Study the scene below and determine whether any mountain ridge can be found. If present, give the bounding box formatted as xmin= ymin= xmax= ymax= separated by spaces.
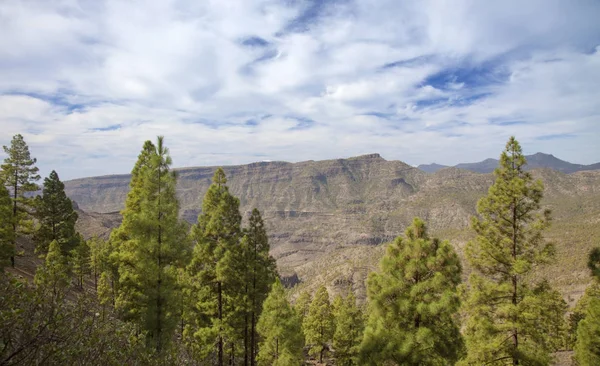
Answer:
xmin=65 ymin=153 xmax=600 ymax=305
xmin=418 ymin=152 xmax=600 ymax=174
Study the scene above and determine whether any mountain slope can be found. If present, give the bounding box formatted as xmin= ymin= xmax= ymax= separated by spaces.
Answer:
xmin=416 ymin=163 xmax=449 ymax=173
xmin=64 ymin=154 xmax=600 ymax=305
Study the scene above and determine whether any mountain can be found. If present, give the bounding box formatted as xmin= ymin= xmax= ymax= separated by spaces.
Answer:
xmin=64 ymin=154 xmax=600 ymax=305
xmin=419 ymin=153 xmax=600 ymax=174
xmin=416 ymin=163 xmax=448 ymax=173
xmin=454 ymin=158 xmax=501 ymax=173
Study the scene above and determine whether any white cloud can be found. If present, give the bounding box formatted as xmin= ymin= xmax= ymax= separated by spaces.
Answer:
xmin=0 ymin=0 xmax=599 ymax=180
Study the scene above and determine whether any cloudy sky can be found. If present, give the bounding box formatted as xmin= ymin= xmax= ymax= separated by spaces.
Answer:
xmin=1 ymin=0 xmax=599 ymax=180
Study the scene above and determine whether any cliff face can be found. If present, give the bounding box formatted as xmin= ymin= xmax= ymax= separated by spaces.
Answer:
xmin=66 ymin=154 xmax=600 ymax=303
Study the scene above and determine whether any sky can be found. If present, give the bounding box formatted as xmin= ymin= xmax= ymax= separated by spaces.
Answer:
xmin=1 ymin=0 xmax=599 ymax=180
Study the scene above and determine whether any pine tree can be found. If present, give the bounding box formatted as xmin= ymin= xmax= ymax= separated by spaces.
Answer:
xmin=34 ymin=240 xmax=70 ymax=302
xmin=574 ymin=247 xmax=600 ymax=365
xmin=1 ymin=134 xmax=40 ymax=267
xmin=246 ymin=208 xmax=277 ymax=366
xmin=256 ymin=279 xmax=304 ymax=366
xmin=88 ymin=235 xmax=106 ymax=290
xmin=569 ymin=282 xmax=600 ymax=347
xmin=184 ymin=167 xmax=242 ymax=365
xmin=104 ymin=140 xmax=157 ymax=302
xmin=460 ymin=137 xmax=558 ymax=365
xmin=333 ymin=291 xmax=363 ymax=366
xmin=0 ymin=183 xmax=15 ymax=271
xmin=304 ymin=285 xmax=334 ymax=363
xmin=34 ymin=170 xmax=79 ymax=255
xmin=116 ymin=136 xmax=191 ymax=353
xmin=575 ymin=297 xmax=600 ymax=366
xmin=295 ymin=290 xmax=312 ymax=324
xmin=359 ymin=217 xmax=463 ymax=365
xmin=71 ymin=234 xmax=90 ymax=288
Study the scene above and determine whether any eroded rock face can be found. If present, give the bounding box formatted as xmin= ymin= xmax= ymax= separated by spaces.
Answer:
xmin=280 ymin=273 xmax=301 ymax=288
xmin=67 ymin=154 xmax=600 ymax=303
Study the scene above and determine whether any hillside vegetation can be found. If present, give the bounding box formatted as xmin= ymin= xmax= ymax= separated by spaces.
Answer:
xmin=2 ymin=133 xmax=600 ymax=365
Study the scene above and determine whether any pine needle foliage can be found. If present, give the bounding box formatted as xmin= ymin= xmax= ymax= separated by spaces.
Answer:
xmin=360 ymin=217 xmax=463 ymax=365
xmin=304 ymin=285 xmax=334 ymax=363
xmin=0 ymin=183 xmax=15 ymax=271
xmin=1 ymin=134 xmax=40 ymax=267
xmin=115 ymin=136 xmax=191 ymax=353
xmin=256 ymin=279 xmax=304 ymax=366
xmin=574 ymin=247 xmax=600 ymax=365
xmin=333 ymin=291 xmax=363 ymax=366
xmin=245 ymin=208 xmax=277 ymax=366
xmin=184 ymin=167 xmax=243 ymax=365
xmin=34 ymin=170 xmax=79 ymax=255
xmin=460 ymin=137 xmax=560 ymax=366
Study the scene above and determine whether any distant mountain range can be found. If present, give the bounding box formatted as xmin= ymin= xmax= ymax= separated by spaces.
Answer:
xmin=417 ymin=153 xmax=600 ymax=174
xmin=65 ymin=153 xmax=600 ymax=304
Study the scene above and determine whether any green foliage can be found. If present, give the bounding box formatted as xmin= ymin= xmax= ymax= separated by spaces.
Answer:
xmin=530 ymin=280 xmax=569 ymax=351
xmin=333 ymin=291 xmax=363 ymax=366
xmin=360 ymin=217 xmax=463 ymax=366
xmin=34 ymin=240 xmax=70 ymax=302
xmin=304 ymin=285 xmax=334 ymax=363
xmin=33 ymin=170 xmax=79 ymax=255
xmin=570 ymin=282 xmax=600 ymax=347
xmin=71 ymin=234 xmax=90 ymax=288
xmin=256 ymin=280 xmax=304 ymax=366
xmin=115 ymin=136 xmax=191 ymax=353
xmin=575 ymin=295 xmax=600 ymax=365
xmin=184 ymin=167 xmax=243 ymax=364
xmin=461 ymin=137 xmax=561 ymax=365
xmin=588 ymin=247 xmax=600 ymax=280
xmin=0 ymin=273 xmax=155 ymax=365
xmin=574 ymin=247 xmax=600 ymax=365
xmin=246 ymin=208 xmax=278 ymax=365
xmin=0 ymin=184 xmax=14 ymax=271
xmin=88 ymin=235 xmax=106 ymax=290
xmin=295 ymin=290 xmax=311 ymax=322
xmin=1 ymin=134 xmax=40 ymax=266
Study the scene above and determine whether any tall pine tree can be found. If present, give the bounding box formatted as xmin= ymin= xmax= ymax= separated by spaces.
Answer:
xmin=116 ymin=136 xmax=191 ymax=353
xmin=102 ymin=141 xmax=157 ymax=309
xmin=0 ymin=183 xmax=14 ymax=271
xmin=304 ymin=285 xmax=334 ymax=363
xmin=256 ymin=279 xmax=304 ymax=366
xmin=574 ymin=247 xmax=600 ymax=365
xmin=360 ymin=217 xmax=463 ymax=365
xmin=246 ymin=208 xmax=277 ymax=366
xmin=333 ymin=291 xmax=363 ymax=366
xmin=460 ymin=137 xmax=558 ymax=365
xmin=33 ymin=170 xmax=79 ymax=255
xmin=1 ymin=134 xmax=40 ymax=267
xmin=184 ymin=167 xmax=242 ymax=365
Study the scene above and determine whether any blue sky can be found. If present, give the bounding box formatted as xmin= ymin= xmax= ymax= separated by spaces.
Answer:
xmin=0 ymin=0 xmax=599 ymax=180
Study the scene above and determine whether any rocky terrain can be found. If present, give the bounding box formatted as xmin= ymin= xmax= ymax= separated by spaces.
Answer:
xmin=65 ymin=154 xmax=600 ymax=304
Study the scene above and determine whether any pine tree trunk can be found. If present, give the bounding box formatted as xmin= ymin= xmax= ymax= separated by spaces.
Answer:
xmin=320 ymin=325 xmax=324 ymax=363
xmin=218 ymin=280 xmax=223 ymax=366
xmin=250 ymin=309 xmax=256 ymax=366
xmin=244 ymin=313 xmax=249 ymax=366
